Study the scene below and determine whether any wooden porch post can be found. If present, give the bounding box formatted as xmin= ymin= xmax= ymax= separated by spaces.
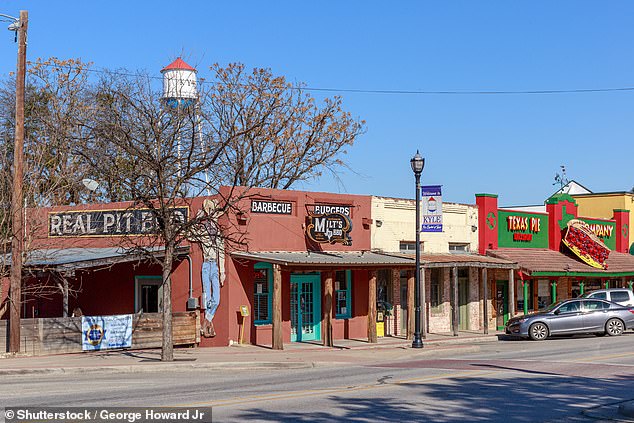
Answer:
xmin=323 ymin=271 xmax=334 ymax=347
xmin=508 ymin=269 xmax=515 ymax=318
xmin=272 ymin=264 xmax=283 ymax=350
xmin=407 ymin=269 xmax=414 ymax=340
xmin=421 ymin=266 xmax=426 ymax=339
xmin=482 ymin=267 xmax=488 ymax=335
xmin=452 ymin=266 xmax=459 ymax=336
xmin=368 ymin=270 xmax=377 ymax=343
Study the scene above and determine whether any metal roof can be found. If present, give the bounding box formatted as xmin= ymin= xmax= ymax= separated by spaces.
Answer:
xmin=231 ymin=250 xmax=517 ymax=269
xmin=488 ymin=248 xmax=634 ymax=276
xmin=3 ymin=246 xmax=190 ymax=272
xmin=231 ymin=251 xmax=415 ymax=267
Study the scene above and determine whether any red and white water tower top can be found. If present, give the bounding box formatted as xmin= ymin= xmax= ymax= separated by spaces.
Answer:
xmin=161 ymin=57 xmax=198 ymax=108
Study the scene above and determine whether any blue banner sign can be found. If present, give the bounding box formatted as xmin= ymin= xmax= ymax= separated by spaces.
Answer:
xmin=421 ymin=185 xmax=443 ymax=232
xmin=82 ymin=314 xmax=133 ymax=351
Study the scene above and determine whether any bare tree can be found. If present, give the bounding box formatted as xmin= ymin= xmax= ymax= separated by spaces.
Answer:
xmin=209 ymin=63 xmax=364 ymax=189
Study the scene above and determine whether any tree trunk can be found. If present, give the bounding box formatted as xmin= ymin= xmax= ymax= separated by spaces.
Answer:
xmin=161 ymin=243 xmax=174 ymax=362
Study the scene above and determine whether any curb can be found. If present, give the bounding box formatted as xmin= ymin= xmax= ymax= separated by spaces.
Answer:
xmin=0 ymin=361 xmax=315 ymax=376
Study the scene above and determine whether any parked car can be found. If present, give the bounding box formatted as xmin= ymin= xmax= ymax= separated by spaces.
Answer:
xmin=505 ymin=298 xmax=634 ymax=341
xmin=582 ymin=288 xmax=634 ymax=307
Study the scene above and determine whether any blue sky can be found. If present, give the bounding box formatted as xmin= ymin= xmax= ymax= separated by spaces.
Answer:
xmin=0 ymin=1 xmax=632 ymax=206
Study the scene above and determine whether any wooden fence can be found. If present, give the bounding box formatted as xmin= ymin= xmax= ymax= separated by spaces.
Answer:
xmin=0 ymin=311 xmax=200 ymax=355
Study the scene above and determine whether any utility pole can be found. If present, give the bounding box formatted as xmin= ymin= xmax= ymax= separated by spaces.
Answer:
xmin=9 ymin=10 xmax=28 ymax=354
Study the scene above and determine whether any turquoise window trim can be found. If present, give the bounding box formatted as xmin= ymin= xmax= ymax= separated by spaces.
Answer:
xmin=335 ymin=270 xmax=352 ymax=319
xmin=254 ymin=262 xmax=273 ymax=325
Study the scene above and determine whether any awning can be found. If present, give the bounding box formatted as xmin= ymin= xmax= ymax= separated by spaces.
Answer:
xmin=3 ymin=246 xmax=190 ymax=272
xmin=393 ymin=252 xmax=518 ymax=269
xmin=231 ymin=250 xmax=517 ymax=269
xmin=488 ymin=248 xmax=634 ymax=277
xmin=231 ymin=250 xmax=414 ymax=267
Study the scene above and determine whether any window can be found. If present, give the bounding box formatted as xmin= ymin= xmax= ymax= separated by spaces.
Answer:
xmin=611 ymin=291 xmax=631 ymax=303
xmin=588 ymin=292 xmax=607 ymax=300
xmin=135 ymin=276 xmax=163 ymax=313
xmin=335 ymin=270 xmax=352 ymax=319
xmin=584 ymin=300 xmax=609 ymax=311
xmin=448 ymin=243 xmax=470 ymax=253
xmin=430 ymin=268 xmax=442 ymax=310
xmin=557 ymin=301 xmax=581 ymax=314
xmin=254 ymin=263 xmax=272 ymax=324
xmin=399 ymin=241 xmax=418 ymax=253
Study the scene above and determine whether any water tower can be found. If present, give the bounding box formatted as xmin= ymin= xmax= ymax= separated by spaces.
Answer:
xmin=161 ymin=57 xmax=198 ymax=109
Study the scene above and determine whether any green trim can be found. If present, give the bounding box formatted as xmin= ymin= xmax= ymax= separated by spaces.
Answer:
xmin=546 ymin=193 xmax=577 ymax=205
xmin=530 ymin=271 xmax=634 ymax=277
xmin=475 ymin=193 xmax=498 ymax=198
xmin=579 ymin=281 xmax=585 ymax=296
xmin=254 ymin=262 xmax=273 ymax=325
xmin=551 ymin=281 xmax=557 ymax=303
xmin=605 ymin=280 xmax=610 ymax=289
xmin=523 ymin=281 xmax=529 ymax=315
xmin=613 ymin=209 xmax=629 ymax=213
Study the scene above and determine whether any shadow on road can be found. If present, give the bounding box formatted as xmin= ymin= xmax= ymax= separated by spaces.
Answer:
xmin=232 ymin=373 xmax=634 ymax=422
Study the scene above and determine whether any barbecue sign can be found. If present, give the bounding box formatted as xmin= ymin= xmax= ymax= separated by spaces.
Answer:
xmin=306 ymin=213 xmax=353 ymax=246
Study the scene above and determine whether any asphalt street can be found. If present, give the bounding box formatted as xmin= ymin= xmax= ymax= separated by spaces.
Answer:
xmin=2 ymin=333 xmax=634 ymax=422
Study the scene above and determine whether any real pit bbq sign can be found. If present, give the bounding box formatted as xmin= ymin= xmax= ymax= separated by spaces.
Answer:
xmin=305 ymin=204 xmax=353 ymax=246
xmin=49 ymin=207 xmax=189 ymax=237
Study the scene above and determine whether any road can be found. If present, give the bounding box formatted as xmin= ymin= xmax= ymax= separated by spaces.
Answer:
xmin=3 ymin=334 xmax=634 ymax=422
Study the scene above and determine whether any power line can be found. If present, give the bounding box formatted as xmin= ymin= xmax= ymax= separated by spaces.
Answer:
xmin=23 ymin=61 xmax=634 ymax=96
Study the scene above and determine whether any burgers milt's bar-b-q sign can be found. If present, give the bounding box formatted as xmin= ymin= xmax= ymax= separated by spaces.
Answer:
xmin=306 ymin=204 xmax=353 ymax=246
xmin=49 ymin=208 xmax=189 ymax=237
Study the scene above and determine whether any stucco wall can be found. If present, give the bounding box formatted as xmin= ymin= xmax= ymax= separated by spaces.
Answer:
xmin=371 ymin=196 xmax=478 ymax=253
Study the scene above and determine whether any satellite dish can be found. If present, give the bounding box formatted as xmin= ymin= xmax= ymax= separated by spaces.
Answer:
xmin=82 ymin=178 xmax=100 ymax=192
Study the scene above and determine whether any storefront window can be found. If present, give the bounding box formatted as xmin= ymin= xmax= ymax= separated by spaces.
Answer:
xmin=571 ymin=280 xmax=582 ymax=298
xmin=135 ymin=276 xmax=163 ymax=313
xmin=254 ymin=263 xmax=272 ymax=324
xmin=430 ymin=269 xmax=442 ymax=310
xmin=585 ymin=279 xmax=603 ymax=294
xmin=335 ymin=270 xmax=352 ymax=319
xmin=537 ymin=279 xmax=551 ymax=309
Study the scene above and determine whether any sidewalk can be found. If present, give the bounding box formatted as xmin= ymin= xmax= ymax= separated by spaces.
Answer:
xmin=0 ymin=331 xmax=501 ymax=376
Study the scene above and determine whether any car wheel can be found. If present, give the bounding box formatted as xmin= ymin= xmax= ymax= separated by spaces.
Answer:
xmin=605 ymin=318 xmax=624 ymax=336
xmin=529 ymin=322 xmax=548 ymax=341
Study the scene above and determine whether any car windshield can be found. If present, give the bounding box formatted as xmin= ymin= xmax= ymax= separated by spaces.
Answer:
xmin=541 ymin=301 xmax=563 ymax=312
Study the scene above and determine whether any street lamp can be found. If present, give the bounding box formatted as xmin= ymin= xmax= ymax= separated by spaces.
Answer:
xmin=410 ymin=150 xmax=425 ymax=349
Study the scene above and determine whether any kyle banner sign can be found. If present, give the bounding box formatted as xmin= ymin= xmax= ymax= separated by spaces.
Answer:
xmin=306 ymin=213 xmax=353 ymax=246
xmin=421 ymin=185 xmax=443 ymax=232
xmin=82 ymin=314 xmax=133 ymax=351
xmin=49 ymin=207 xmax=188 ymax=237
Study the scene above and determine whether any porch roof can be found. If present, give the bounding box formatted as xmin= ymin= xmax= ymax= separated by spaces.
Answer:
xmin=3 ymin=246 xmax=190 ymax=273
xmin=231 ymin=250 xmax=415 ymax=267
xmin=231 ymin=250 xmax=517 ymax=269
xmin=392 ymin=252 xmax=518 ymax=269
xmin=487 ymin=248 xmax=634 ymax=277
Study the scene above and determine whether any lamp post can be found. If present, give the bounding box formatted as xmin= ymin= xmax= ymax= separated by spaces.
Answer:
xmin=410 ymin=150 xmax=425 ymax=349
xmin=3 ymin=10 xmax=27 ymax=354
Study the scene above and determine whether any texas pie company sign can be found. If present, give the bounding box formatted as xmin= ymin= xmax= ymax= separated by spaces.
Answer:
xmin=49 ymin=207 xmax=189 ymax=237
xmin=306 ymin=206 xmax=353 ymax=246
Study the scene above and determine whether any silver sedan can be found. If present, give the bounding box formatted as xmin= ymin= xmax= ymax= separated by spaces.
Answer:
xmin=505 ymin=298 xmax=634 ymax=341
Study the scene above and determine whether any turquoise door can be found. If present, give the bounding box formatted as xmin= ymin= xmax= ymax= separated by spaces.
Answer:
xmin=291 ymin=274 xmax=321 ymax=342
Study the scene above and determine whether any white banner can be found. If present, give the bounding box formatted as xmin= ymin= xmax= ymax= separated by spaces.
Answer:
xmin=82 ymin=314 xmax=133 ymax=351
